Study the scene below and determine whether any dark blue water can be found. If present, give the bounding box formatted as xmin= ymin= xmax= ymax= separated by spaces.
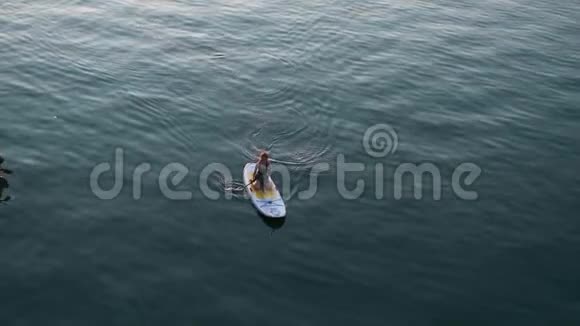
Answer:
xmin=1 ymin=0 xmax=579 ymax=324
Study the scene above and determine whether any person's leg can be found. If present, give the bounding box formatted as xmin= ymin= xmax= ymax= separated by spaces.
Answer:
xmin=253 ymin=172 xmax=262 ymax=190
xmin=263 ymin=175 xmax=270 ymax=190
xmin=258 ymin=174 xmax=265 ymax=190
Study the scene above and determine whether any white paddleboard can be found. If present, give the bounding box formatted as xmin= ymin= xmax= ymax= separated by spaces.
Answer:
xmin=243 ymin=163 xmax=286 ymax=218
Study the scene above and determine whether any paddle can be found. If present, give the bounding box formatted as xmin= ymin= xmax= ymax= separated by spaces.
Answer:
xmin=244 ymin=178 xmax=256 ymax=189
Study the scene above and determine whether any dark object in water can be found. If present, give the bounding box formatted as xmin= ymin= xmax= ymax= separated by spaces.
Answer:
xmin=260 ymin=215 xmax=286 ymax=230
xmin=0 ymin=155 xmax=4 ymax=165
xmin=0 ymin=176 xmax=8 ymax=203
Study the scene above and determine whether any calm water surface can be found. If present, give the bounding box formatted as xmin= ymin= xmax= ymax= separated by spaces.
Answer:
xmin=1 ymin=0 xmax=579 ymax=324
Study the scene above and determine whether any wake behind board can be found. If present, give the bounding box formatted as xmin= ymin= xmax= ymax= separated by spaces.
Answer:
xmin=243 ymin=163 xmax=286 ymax=218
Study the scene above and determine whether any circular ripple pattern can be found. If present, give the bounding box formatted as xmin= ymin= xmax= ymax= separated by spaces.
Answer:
xmin=2 ymin=0 xmax=580 ymax=325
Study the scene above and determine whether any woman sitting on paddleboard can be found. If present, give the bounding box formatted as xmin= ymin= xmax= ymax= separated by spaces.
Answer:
xmin=253 ymin=151 xmax=271 ymax=191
